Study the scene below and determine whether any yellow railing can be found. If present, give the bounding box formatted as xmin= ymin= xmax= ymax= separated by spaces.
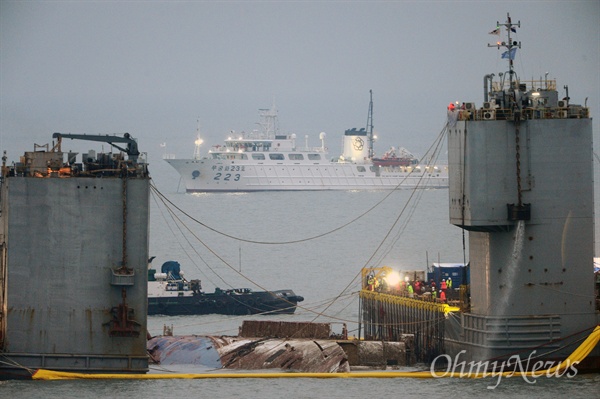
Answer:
xmin=360 ymin=289 xmax=460 ymax=316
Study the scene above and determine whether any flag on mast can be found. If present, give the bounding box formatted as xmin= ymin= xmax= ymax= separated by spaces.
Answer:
xmin=501 ymin=47 xmax=518 ymax=60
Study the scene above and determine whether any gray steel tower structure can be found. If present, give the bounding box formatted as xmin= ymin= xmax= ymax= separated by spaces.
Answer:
xmin=445 ymin=14 xmax=598 ymax=364
xmin=0 ymin=133 xmax=150 ymax=378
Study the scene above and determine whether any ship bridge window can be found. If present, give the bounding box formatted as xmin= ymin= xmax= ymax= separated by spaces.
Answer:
xmin=269 ymin=153 xmax=284 ymax=160
xmin=356 ymin=166 xmax=366 ymax=172
xmin=252 ymin=153 xmax=265 ymax=160
xmin=308 ymin=154 xmax=321 ymax=160
xmin=289 ymin=154 xmax=304 ymax=160
xmin=227 ymin=154 xmax=248 ymax=160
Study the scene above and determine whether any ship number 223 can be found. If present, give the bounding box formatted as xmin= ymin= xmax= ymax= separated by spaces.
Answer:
xmin=214 ymin=173 xmax=241 ymax=181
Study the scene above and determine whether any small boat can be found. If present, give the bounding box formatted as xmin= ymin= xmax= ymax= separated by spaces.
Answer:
xmin=148 ymin=261 xmax=304 ymax=316
xmin=371 ymin=146 xmax=418 ymax=168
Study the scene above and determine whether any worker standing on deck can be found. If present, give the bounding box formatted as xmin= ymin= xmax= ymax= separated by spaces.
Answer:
xmin=407 ymin=283 xmax=414 ymax=298
xmin=380 ymin=274 xmax=389 ymax=292
xmin=441 ymin=279 xmax=448 ymax=296
xmin=447 ymin=278 xmax=453 ymax=299
xmin=367 ymin=274 xmax=375 ymax=291
xmin=440 ymin=289 xmax=446 ymax=303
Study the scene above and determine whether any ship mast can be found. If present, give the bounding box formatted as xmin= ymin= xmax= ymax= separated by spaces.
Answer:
xmin=257 ymin=105 xmax=279 ymax=139
xmin=489 ymin=13 xmax=529 ymax=220
xmin=193 ymin=119 xmax=203 ymax=160
xmin=488 ymin=13 xmax=521 ymax=93
xmin=366 ymin=90 xmax=374 ymax=160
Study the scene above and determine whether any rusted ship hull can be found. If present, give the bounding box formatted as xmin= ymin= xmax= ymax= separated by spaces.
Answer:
xmin=147 ymin=321 xmax=413 ymax=372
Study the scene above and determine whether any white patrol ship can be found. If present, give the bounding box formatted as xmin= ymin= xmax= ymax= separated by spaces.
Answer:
xmin=165 ymin=97 xmax=448 ymax=192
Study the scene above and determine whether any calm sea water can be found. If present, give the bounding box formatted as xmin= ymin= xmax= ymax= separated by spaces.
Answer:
xmin=2 ymin=158 xmax=599 ymax=397
xmin=2 ymin=372 xmax=599 ymax=399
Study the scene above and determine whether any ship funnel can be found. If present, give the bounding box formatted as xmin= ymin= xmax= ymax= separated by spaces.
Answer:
xmin=341 ymin=128 xmax=369 ymax=162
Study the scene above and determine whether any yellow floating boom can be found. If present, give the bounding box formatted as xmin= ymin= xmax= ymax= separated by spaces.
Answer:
xmin=32 ymin=325 xmax=600 ymax=380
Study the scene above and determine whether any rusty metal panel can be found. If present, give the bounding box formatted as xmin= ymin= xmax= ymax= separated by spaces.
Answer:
xmin=147 ymin=336 xmax=222 ymax=368
xmin=219 ymin=338 xmax=349 ymax=372
xmin=2 ymin=176 xmax=149 ymax=375
xmin=239 ymin=320 xmax=331 ymax=339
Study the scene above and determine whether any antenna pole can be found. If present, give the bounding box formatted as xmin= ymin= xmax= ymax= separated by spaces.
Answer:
xmin=488 ymin=13 xmax=521 ymax=90
xmin=366 ymin=90 xmax=374 ymax=159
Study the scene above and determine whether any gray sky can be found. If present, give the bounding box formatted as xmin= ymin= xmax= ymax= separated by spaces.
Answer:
xmin=1 ymin=1 xmax=599 ymax=163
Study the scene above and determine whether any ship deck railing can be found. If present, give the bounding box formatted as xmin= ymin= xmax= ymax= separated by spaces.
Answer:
xmin=210 ymin=145 xmax=327 ymax=153
xmin=294 ymin=146 xmax=327 ymax=153
xmin=458 ymin=106 xmax=589 ymax=122
xmin=491 ymin=78 xmax=558 ymax=92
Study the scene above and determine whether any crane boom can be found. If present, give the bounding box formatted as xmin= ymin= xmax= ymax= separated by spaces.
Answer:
xmin=52 ymin=132 xmax=140 ymax=161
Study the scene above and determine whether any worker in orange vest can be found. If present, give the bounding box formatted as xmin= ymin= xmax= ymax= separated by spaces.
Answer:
xmin=441 ymin=279 xmax=448 ymax=296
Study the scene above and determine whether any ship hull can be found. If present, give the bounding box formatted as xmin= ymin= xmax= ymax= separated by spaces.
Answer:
xmin=166 ymin=158 xmax=448 ymax=192
xmin=148 ymin=290 xmax=303 ymax=316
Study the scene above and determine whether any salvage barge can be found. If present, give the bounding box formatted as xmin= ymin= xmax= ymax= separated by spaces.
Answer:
xmin=0 ymin=133 xmax=150 ymax=379
xmin=360 ymin=14 xmax=600 ymax=371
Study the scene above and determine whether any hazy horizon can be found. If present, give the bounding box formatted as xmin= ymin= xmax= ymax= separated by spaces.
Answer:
xmin=1 ymin=1 xmax=598 ymax=163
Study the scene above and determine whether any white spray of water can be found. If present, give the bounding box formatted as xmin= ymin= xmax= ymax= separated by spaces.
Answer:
xmin=496 ymin=220 xmax=526 ymax=315
xmin=481 ymin=220 xmax=526 ymax=363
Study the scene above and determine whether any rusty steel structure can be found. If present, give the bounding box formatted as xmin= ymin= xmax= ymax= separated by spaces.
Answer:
xmin=0 ymin=133 xmax=150 ymax=379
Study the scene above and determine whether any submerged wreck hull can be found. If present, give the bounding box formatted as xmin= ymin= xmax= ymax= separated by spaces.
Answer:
xmin=147 ymin=335 xmax=415 ymax=373
xmin=147 ymin=321 xmax=413 ymax=372
xmin=147 ymin=335 xmax=350 ymax=373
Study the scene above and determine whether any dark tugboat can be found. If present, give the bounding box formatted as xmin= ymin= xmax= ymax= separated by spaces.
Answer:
xmin=148 ymin=261 xmax=304 ymax=316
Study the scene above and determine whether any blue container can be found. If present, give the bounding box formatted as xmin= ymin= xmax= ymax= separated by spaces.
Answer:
xmin=426 ymin=263 xmax=469 ymax=288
